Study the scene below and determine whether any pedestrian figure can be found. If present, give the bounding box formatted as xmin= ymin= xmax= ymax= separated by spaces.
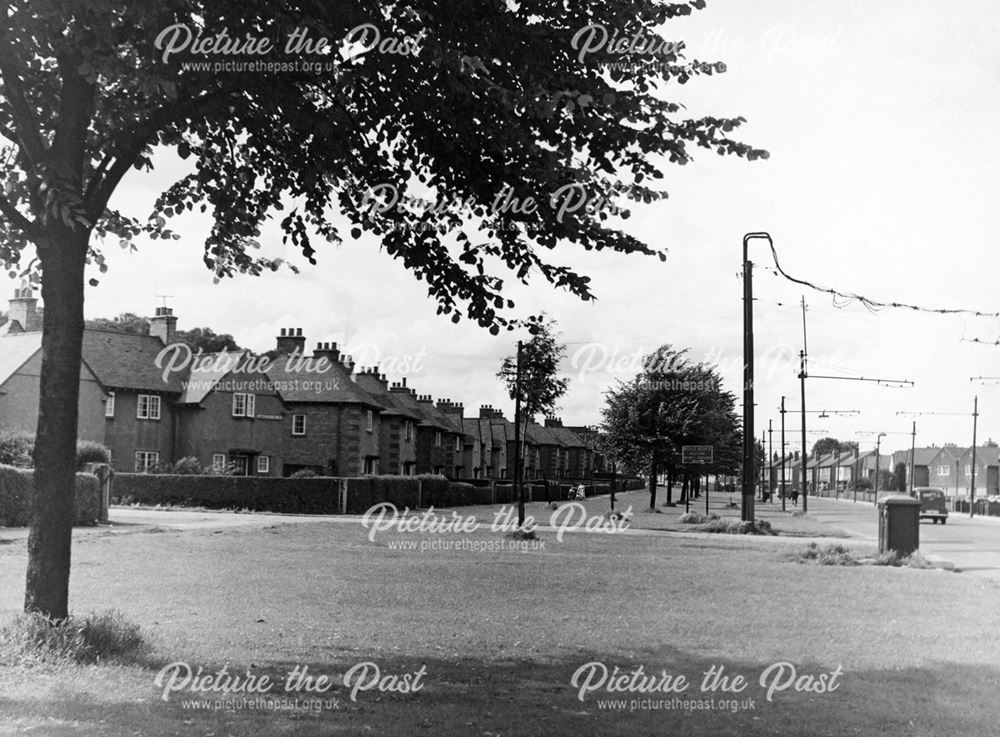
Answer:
xmin=791 ymin=487 xmax=800 ymax=507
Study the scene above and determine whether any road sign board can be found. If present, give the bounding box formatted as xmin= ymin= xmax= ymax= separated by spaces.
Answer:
xmin=682 ymin=445 xmax=714 ymax=464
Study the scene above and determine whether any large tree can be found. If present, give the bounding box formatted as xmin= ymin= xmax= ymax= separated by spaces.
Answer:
xmin=0 ymin=0 xmax=765 ymax=618
xmin=601 ymin=346 xmax=740 ymax=510
xmin=498 ymin=316 xmax=568 ymax=523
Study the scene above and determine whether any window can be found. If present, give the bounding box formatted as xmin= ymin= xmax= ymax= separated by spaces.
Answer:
xmin=105 ymin=391 xmax=115 ymax=418
xmin=292 ymin=414 xmax=306 ymax=436
xmin=137 ymin=394 xmax=161 ymax=420
xmin=434 ymin=431 xmax=442 ymax=448
xmin=134 ymin=451 xmax=159 ymax=473
xmin=233 ymin=393 xmax=256 ymax=418
xmin=404 ymin=421 xmax=413 ymax=441
xmin=937 ymin=465 xmax=950 ymax=476
xmin=257 ymin=456 xmax=270 ymax=474
xmin=966 ymin=465 xmax=974 ymax=477
xmin=455 ymin=436 xmax=461 ymax=452
xmin=364 ymin=457 xmax=379 ymax=475
xmin=212 ymin=454 xmax=226 ymax=472
xmin=366 ymin=409 xmax=374 ymax=432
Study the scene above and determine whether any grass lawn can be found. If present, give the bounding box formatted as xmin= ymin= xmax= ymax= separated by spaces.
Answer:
xmin=1 ymin=510 xmax=998 ymax=736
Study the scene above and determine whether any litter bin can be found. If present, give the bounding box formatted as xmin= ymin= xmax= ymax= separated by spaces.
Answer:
xmin=878 ymin=494 xmax=921 ymax=557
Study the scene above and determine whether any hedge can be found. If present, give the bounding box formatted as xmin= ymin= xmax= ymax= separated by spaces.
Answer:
xmin=0 ymin=465 xmax=101 ymax=527
xmin=109 ymin=472 xmax=627 ymax=515
xmin=113 ymin=474 xmax=344 ymax=514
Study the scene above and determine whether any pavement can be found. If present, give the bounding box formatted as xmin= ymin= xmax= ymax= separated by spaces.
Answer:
xmin=798 ymin=494 xmax=1000 ymax=578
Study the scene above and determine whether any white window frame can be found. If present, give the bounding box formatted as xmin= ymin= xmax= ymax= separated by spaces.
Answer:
xmin=366 ymin=409 xmax=374 ymax=432
xmin=937 ymin=465 xmax=950 ymax=476
xmin=405 ymin=421 xmax=412 ymax=441
xmin=257 ymin=455 xmax=270 ymax=474
xmin=965 ymin=465 xmax=973 ymax=477
xmin=292 ymin=414 xmax=306 ymax=436
xmin=137 ymin=394 xmax=161 ymax=420
xmin=233 ymin=393 xmax=256 ymax=418
xmin=105 ymin=391 xmax=115 ymax=418
xmin=455 ymin=436 xmax=461 ymax=452
xmin=134 ymin=451 xmax=159 ymax=473
xmin=434 ymin=431 xmax=442 ymax=448
xmin=212 ymin=453 xmax=226 ymax=472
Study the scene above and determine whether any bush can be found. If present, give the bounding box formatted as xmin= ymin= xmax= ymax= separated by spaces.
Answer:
xmin=679 ymin=511 xmax=719 ymax=524
xmin=0 ymin=434 xmax=110 ymax=471
xmin=289 ymin=468 xmax=319 ymax=479
xmin=150 ymin=456 xmax=203 ymax=475
xmin=699 ymin=517 xmax=775 ymax=536
xmin=0 ymin=432 xmax=33 ymax=467
xmin=0 ymin=610 xmax=148 ymax=666
xmin=787 ymin=542 xmax=859 ymax=566
xmin=76 ymin=440 xmax=111 ymax=469
xmin=0 ymin=465 xmax=100 ymax=526
xmin=873 ymin=550 xmax=933 ymax=568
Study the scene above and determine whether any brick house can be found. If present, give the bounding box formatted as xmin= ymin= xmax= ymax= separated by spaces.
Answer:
xmin=172 ymin=349 xmax=286 ymax=476
xmin=544 ymin=417 xmax=592 ymax=478
xmin=435 ymin=399 xmax=475 ymax=479
xmin=265 ymin=334 xmax=383 ymax=476
xmin=383 ymin=379 xmax=457 ymax=476
xmin=354 ymin=366 xmax=420 ymax=476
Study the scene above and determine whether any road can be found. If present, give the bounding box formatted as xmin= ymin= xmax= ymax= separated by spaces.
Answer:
xmin=804 ymin=495 xmax=1000 ymax=578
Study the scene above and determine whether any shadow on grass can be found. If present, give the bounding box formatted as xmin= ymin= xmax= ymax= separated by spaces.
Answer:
xmin=3 ymin=646 xmax=999 ymax=737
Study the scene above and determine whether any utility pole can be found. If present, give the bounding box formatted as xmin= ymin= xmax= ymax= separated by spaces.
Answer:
xmin=909 ymin=421 xmax=916 ymax=497
xmin=741 ymin=238 xmax=756 ymax=522
xmin=513 ymin=340 xmax=524 ymax=526
xmin=799 ymin=349 xmax=808 ymax=513
xmin=780 ymin=397 xmax=787 ymax=511
xmin=740 ymin=233 xmax=773 ymax=522
xmin=971 ymin=395 xmax=979 ymax=518
xmin=767 ymin=420 xmax=773 ymax=503
xmin=874 ymin=432 xmax=886 ymax=501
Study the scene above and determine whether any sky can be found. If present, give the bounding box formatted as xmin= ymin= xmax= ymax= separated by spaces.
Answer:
xmin=5 ymin=0 xmax=1000 ymax=456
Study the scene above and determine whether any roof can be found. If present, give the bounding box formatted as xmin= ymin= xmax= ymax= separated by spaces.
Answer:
xmin=524 ymin=422 xmax=560 ymax=446
xmin=0 ymin=332 xmax=43 ymax=387
xmin=353 ymin=374 xmax=422 ymax=420
xmin=81 ymin=329 xmax=184 ymax=393
xmin=265 ymin=359 xmax=382 ymax=407
xmin=546 ymin=425 xmax=587 ymax=448
xmin=387 ymin=388 xmax=454 ymax=431
xmin=178 ymin=350 xmax=250 ymax=404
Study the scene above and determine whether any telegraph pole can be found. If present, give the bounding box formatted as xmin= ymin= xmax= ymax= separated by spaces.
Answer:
xmin=513 ymin=340 xmax=524 ymax=526
xmin=909 ymin=421 xmax=916 ymax=497
xmin=780 ymin=397 xmax=787 ymax=511
xmin=768 ymin=420 xmax=773 ymax=503
xmin=799 ymin=350 xmax=808 ymax=513
xmin=970 ymin=395 xmax=979 ymax=518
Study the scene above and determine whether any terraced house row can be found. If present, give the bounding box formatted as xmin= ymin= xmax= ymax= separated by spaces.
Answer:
xmin=0 ymin=290 xmax=601 ymax=479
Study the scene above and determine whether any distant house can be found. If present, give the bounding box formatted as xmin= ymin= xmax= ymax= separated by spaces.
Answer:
xmin=955 ymin=445 xmax=1000 ymax=497
xmin=355 ymin=366 xmax=421 ymax=476
xmin=173 ymin=349 xmax=285 ymax=477
xmin=265 ymin=335 xmax=383 ymax=476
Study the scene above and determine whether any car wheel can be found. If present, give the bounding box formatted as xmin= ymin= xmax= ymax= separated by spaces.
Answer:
xmin=941 ymin=518 xmax=946 ymax=525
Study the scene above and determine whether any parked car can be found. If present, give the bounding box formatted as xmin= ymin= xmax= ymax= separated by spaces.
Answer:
xmin=914 ymin=487 xmax=949 ymax=524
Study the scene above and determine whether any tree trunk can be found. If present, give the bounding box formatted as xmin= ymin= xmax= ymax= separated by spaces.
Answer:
xmin=681 ymin=472 xmax=689 ymax=503
xmin=666 ymin=465 xmax=674 ymax=506
xmin=24 ymin=231 xmax=88 ymax=619
xmin=647 ymin=448 xmax=658 ymax=509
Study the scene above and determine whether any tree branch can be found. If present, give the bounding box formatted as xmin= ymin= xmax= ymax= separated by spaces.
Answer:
xmin=0 ymin=191 xmax=40 ymax=240
xmin=0 ymin=52 xmax=47 ymax=166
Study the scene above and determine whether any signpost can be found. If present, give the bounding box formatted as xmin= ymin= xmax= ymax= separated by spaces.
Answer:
xmin=682 ymin=446 xmax=714 ymax=514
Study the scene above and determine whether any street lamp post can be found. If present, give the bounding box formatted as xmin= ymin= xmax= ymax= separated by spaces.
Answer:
xmin=874 ymin=432 xmax=886 ymax=503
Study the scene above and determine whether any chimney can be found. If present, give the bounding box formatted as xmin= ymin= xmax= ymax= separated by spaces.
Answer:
xmin=312 ymin=341 xmax=341 ymax=366
xmin=149 ymin=305 xmax=178 ymax=345
xmin=544 ymin=416 xmax=562 ymax=428
xmin=275 ymin=327 xmax=306 ymax=355
xmin=417 ymin=394 xmax=434 ymax=405
xmin=479 ymin=404 xmax=494 ymax=419
xmin=437 ymin=399 xmax=465 ymax=418
xmin=8 ymin=287 xmax=40 ymax=333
